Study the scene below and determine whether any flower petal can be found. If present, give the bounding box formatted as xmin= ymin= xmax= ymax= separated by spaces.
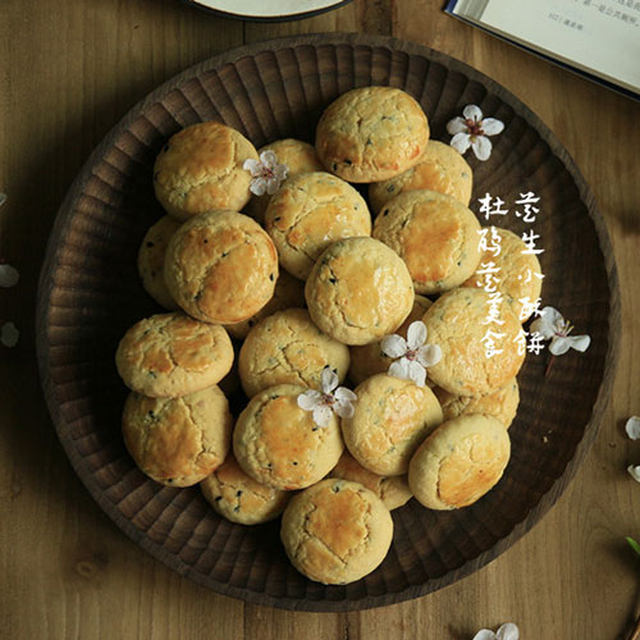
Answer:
xmin=472 ymin=135 xmax=492 ymax=161
xmin=450 ymin=132 xmax=471 ymax=155
xmin=463 ymin=104 xmax=483 ymax=122
xmin=446 ymin=116 xmax=468 ymax=135
xmin=0 ymin=264 xmax=19 ymax=288
xmin=472 ymin=631 xmax=497 ymax=640
xmin=417 ymin=344 xmax=442 ymax=368
xmin=628 ymin=465 xmax=640 ymax=483
xmin=312 ymin=404 xmax=333 ymax=428
xmin=569 ymin=334 xmax=590 ymax=352
xmin=549 ymin=336 xmax=572 ymax=356
xmin=334 ymin=399 xmax=355 ymax=419
xmin=481 ymin=117 xmax=505 ymax=136
xmin=334 ymin=387 xmax=357 ymax=404
xmin=625 ymin=416 xmax=640 ymax=440
xmin=407 ymin=360 xmax=427 ymax=388
xmin=381 ymin=334 xmax=408 ymax=359
xmin=388 ymin=357 xmax=410 ymax=381
xmin=321 ymin=366 xmax=339 ymax=393
xmin=243 ymin=158 xmax=261 ymax=175
xmin=496 ymin=622 xmax=519 ymax=640
xmin=297 ymin=390 xmax=322 ymax=412
xmin=406 ymin=321 xmax=427 ymax=350
xmin=0 ymin=321 xmax=19 ymax=348
xmin=249 ymin=178 xmax=268 ymax=197
xmin=530 ymin=306 xmax=564 ymax=339
xmin=259 ymin=150 xmax=278 ymax=168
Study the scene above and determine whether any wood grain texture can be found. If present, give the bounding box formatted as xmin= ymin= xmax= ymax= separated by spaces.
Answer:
xmin=1 ymin=0 xmax=639 ymax=638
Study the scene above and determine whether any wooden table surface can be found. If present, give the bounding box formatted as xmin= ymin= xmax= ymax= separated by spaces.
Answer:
xmin=1 ymin=1 xmax=639 ymax=638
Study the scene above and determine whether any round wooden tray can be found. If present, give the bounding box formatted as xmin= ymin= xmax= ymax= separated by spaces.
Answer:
xmin=36 ymin=33 xmax=619 ymax=611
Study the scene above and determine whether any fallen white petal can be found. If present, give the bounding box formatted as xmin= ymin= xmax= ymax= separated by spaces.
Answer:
xmin=446 ymin=116 xmax=468 ymax=135
xmin=321 ymin=366 xmax=339 ymax=394
xmin=481 ymin=117 xmax=504 ymax=136
xmin=407 ymin=359 xmax=427 ymax=388
xmin=628 ymin=465 xmax=640 ymax=483
xmin=297 ymin=390 xmax=323 ymax=412
xmin=249 ymin=178 xmax=268 ymax=196
xmin=1 ymin=321 xmax=19 ymax=347
xmin=549 ymin=336 xmax=572 ymax=356
xmin=243 ymin=158 xmax=261 ymax=175
xmin=625 ymin=416 xmax=640 ymax=440
xmin=496 ymin=622 xmax=519 ymax=640
xmin=530 ymin=306 xmax=564 ymax=339
xmin=334 ymin=400 xmax=355 ymax=419
xmin=334 ymin=387 xmax=357 ymax=404
xmin=472 ymin=630 xmax=497 ymax=640
xmin=569 ymin=334 xmax=590 ymax=352
xmin=259 ymin=149 xmax=278 ymax=167
xmin=388 ymin=358 xmax=410 ymax=381
xmin=472 ymin=135 xmax=492 ymax=161
xmin=381 ymin=334 xmax=408 ymax=359
xmin=0 ymin=264 xmax=19 ymax=287
xmin=450 ymin=132 xmax=471 ymax=155
xmin=406 ymin=321 xmax=427 ymax=350
xmin=417 ymin=343 xmax=442 ymax=368
xmin=312 ymin=404 xmax=333 ymax=428
xmin=463 ymin=104 xmax=483 ymax=122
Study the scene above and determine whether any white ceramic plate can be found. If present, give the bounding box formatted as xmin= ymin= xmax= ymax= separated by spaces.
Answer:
xmin=188 ymin=0 xmax=351 ymax=20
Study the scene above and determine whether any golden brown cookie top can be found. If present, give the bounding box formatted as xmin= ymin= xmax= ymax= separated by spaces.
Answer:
xmin=372 ymin=189 xmax=481 ymax=295
xmin=115 ymin=312 xmax=234 ymax=397
xmin=233 ymin=384 xmax=344 ymax=491
xmin=433 ymin=378 xmax=520 ymax=428
xmin=341 ymin=373 xmax=443 ymax=476
xmin=200 ymin=453 xmax=290 ymax=525
xmin=153 ymin=121 xmax=258 ymax=220
xmin=315 ymin=86 xmax=429 ymax=183
xmin=224 ymin=270 xmax=305 ymax=340
xmin=164 ymin=210 xmax=278 ymax=325
xmin=329 ymin=452 xmax=412 ymax=511
xmin=122 ymin=385 xmax=232 ymax=487
xmin=422 ymin=287 xmax=525 ymax=396
xmin=408 ymin=414 xmax=510 ymax=510
xmin=280 ymin=478 xmax=394 ymax=584
xmin=238 ymin=308 xmax=350 ymax=397
xmin=265 ymin=172 xmax=371 ymax=280
xmin=305 ymin=236 xmax=415 ymax=345
xmin=369 ymin=140 xmax=473 ymax=213
xmin=137 ymin=215 xmax=181 ymax=310
xmin=462 ymin=227 xmax=543 ymax=322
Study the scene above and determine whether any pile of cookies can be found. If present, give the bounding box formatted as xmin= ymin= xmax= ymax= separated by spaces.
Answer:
xmin=115 ymin=86 xmax=542 ymax=586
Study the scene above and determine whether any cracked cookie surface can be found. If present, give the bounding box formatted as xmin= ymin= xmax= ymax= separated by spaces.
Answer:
xmin=408 ymin=414 xmax=510 ymax=510
xmin=200 ymin=453 xmax=290 ymax=525
xmin=122 ymin=385 xmax=231 ymax=487
xmin=153 ymin=121 xmax=258 ymax=220
xmin=137 ymin=215 xmax=181 ymax=310
xmin=264 ymin=171 xmax=371 ymax=280
xmin=164 ymin=210 xmax=278 ymax=325
xmin=305 ymin=237 xmax=414 ymax=346
xmin=369 ymin=140 xmax=473 ymax=213
xmin=238 ymin=308 xmax=350 ymax=398
xmin=233 ymin=384 xmax=343 ymax=491
xmin=341 ymin=373 xmax=443 ymax=476
xmin=315 ymin=86 xmax=429 ymax=183
xmin=280 ymin=478 xmax=393 ymax=584
xmin=115 ymin=312 xmax=234 ymax=397
xmin=373 ymin=189 xmax=481 ymax=295
xmin=421 ymin=288 xmax=525 ymax=396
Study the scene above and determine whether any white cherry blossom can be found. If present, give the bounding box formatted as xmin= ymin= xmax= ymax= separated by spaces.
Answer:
xmin=243 ymin=150 xmax=288 ymax=196
xmin=297 ymin=366 xmax=357 ymax=428
xmin=529 ymin=306 xmax=590 ymax=356
xmin=625 ymin=416 xmax=640 ymax=440
xmin=381 ymin=321 xmax=442 ymax=388
xmin=473 ymin=622 xmax=519 ymax=640
xmin=1 ymin=321 xmax=19 ymax=347
xmin=447 ymin=104 xmax=504 ymax=161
